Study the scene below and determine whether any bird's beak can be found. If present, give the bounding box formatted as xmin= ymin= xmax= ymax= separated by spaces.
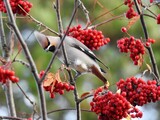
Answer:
xmin=34 ymin=31 xmax=49 ymax=50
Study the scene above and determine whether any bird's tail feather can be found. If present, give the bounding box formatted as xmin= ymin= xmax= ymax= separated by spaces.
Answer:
xmin=91 ymin=65 xmax=107 ymax=84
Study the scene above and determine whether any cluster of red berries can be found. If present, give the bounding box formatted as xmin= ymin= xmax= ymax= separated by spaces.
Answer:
xmin=39 ymin=71 xmax=75 ymax=99
xmin=117 ymin=36 xmax=145 ymax=65
xmin=43 ymin=80 xmax=75 ymax=98
xmin=126 ymin=7 xmax=138 ymax=19
xmin=127 ymin=107 xmax=143 ymax=118
xmin=117 ymin=77 xmax=160 ymax=106
xmin=0 ymin=0 xmax=32 ymax=16
xmin=67 ymin=25 xmax=110 ymax=50
xmin=145 ymin=38 xmax=156 ymax=47
xmin=124 ymin=0 xmax=139 ymax=19
xmin=90 ymin=87 xmax=142 ymax=120
xmin=150 ymin=0 xmax=154 ymax=3
xmin=156 ymin=14 xmax=160 ymax=24
xmin=0 ymin=66 xmax=19 ymax=84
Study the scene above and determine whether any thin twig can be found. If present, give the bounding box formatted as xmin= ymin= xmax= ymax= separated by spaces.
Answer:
xmin=4 ymin=81 xmax=17 ymax=117
xmin=12 ymin=59 xmax=30 ymax=68
xmin=0 ymin=116 xmax=24 ymax=120
xmin=78 ymin=94 xmax=93 ymax=103
xmin=16 ymin=83 xmax=38 ymax=117
xmin=0 ymin=12 xmax=9 ymax=57
xmin=143 ymin=13 xmax=156 ymax=19
xmin=18 ymin=5 xmax=59 ymax=36
xmin=77 ymin=0 xmax=90 ymax=23
xmin=142 ymin=4 xmax=158 ymax=17
xmin=4 ymin=0 xmax=47 ymax=119
xmin=47 ymin=108 xmax=92 ymax=115
xmin=92 ymin=14 xmax=125 ymax=28
xmin=90 ymin=3 xmax=124 ymax=24
xmin=37 ymin=108 xmax=92 ymax=119
xmin=55 ymin=0 xmax=81 ymax=120
xmin=134 ymin=0 xmax=160 ymax=83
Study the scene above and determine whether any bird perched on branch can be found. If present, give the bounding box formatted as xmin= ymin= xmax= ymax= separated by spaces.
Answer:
xmin=34 ymin=31 xmax=108 ymax=84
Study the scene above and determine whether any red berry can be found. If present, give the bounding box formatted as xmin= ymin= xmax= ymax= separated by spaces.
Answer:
xmin=66 ymin=25 xmax=110 ymax=50
xmin=117 ymin=36 xmax=145 ymax=65
xmin=50 ymin=93 xmax=55 ymax=98
xmin=150 ymin=0 xmax=154 ymax=3
xmin=39 ymin=70 xmax=45 ymax=78
xmin=117 ymin=77 xmax=160 ymax=106
xmin=69 ymin=85 xmax=75 ymax=90
xmin=145 ymin=42 xmax=150 ymax=47
xmin=0 ymin=0 xmax=32 ymax=15
xmin=9 ymin=76 xmax=19 ymax=83
xmin=121 ymin=27 xmax=127 ymax=33
xmin=90 ymin=86 xmax=142 ymax=120
xmin=157 ymin=14 xmax=160 ymax=24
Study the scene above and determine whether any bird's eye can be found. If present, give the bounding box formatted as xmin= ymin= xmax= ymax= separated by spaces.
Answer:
xmin=49 ymin=46 xmax=56 ymax=52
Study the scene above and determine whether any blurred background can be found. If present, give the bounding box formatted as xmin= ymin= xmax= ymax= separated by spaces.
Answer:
xmin=0 ymin=0 xmax=160 ymax=120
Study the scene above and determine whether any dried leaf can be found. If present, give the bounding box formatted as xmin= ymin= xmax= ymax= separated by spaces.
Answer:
xmin=55 ymin=70 xmax=61 ymax=82
xmin=105 ymin=81 xmax=110 ymax=87
xmin=122 ymin=114 xmax=131 ymax=120
xmin=51 ymin=79 xmax=57 ymax=92
xmin=138 ymin=54 xmax=143 ymax=67
xmin=146 ymin=63 xmax=152 ymax=73
xmin=43 ymin=73 xmax=55 ymax=87
xmin=80 ymin=92 xmax=92 ymax=99
xmin=116 ymin=89 xmax=121 ymax=94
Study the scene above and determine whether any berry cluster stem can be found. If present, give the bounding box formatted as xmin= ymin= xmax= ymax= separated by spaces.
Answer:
xmin=134 ymin=0 xmax=160 ymax=83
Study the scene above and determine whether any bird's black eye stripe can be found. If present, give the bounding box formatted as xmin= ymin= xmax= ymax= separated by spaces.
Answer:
xmin=49 ymin=46 xmax=56 ymax=52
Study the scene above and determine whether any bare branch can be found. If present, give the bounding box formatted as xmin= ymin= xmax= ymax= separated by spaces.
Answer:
xmin=0 ymin=116 xmax=24 ymax=120
xmin=91 ymin=14 xmax=125 ymax=28
xmin=54 ymin=0 xmax=81 ymax=120
xmin=0 ymin=12 xmax=9 ymax=58
xmin=4 ymin=81 xmax=17 ymax=117
xmin=0 ymin=12 xmax=17 ymax=117
xmin=77 ymin=0 xmax=90 ymax=23
xmin=16 ymin=83 xmax=38 ymax=117
xmin=78 ymin=94 xmax=93 ymax=103
xmin=47 ymin=108 xmax=92 ymax=115
xmin=17 ymin=5 xmax=59 ymax=36
xmin=4 ymin=0 xmax=47 ymax=119
xmin=90 ymin=3 xmax=124 ymax=25
xmin=134 ymin=0 xmax=160 ymax=83
xmin=12 ymin=59 xmax=30 ymax=68
xmin=37 ymin=108 xmax=92 ymax=119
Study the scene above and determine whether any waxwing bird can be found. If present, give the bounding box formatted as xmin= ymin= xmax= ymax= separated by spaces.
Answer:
xmin=34 ymin=31 xmax=108 ymax=83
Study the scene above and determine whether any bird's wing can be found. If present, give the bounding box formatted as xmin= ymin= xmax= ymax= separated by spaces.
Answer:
xmin=66 ymin=36 xmax=109 ymax=69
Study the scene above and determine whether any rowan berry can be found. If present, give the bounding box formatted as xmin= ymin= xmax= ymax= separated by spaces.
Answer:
xmin=117 ymin=36 xmax=145 ymax=65
xmin=0 ymin=66 xmax=19 ymax=84
xmin=67 ymin=25 xmax=110 ymax=50
xmin=0 ymin=0 xmax=32 ymax=16
xmin=121 ymin=27 xmax=127 ymax=33
xmin=117 ymin=77 xmax=160 ymax=106
xmin=90 ymin=86 xmax=142 ymax=120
